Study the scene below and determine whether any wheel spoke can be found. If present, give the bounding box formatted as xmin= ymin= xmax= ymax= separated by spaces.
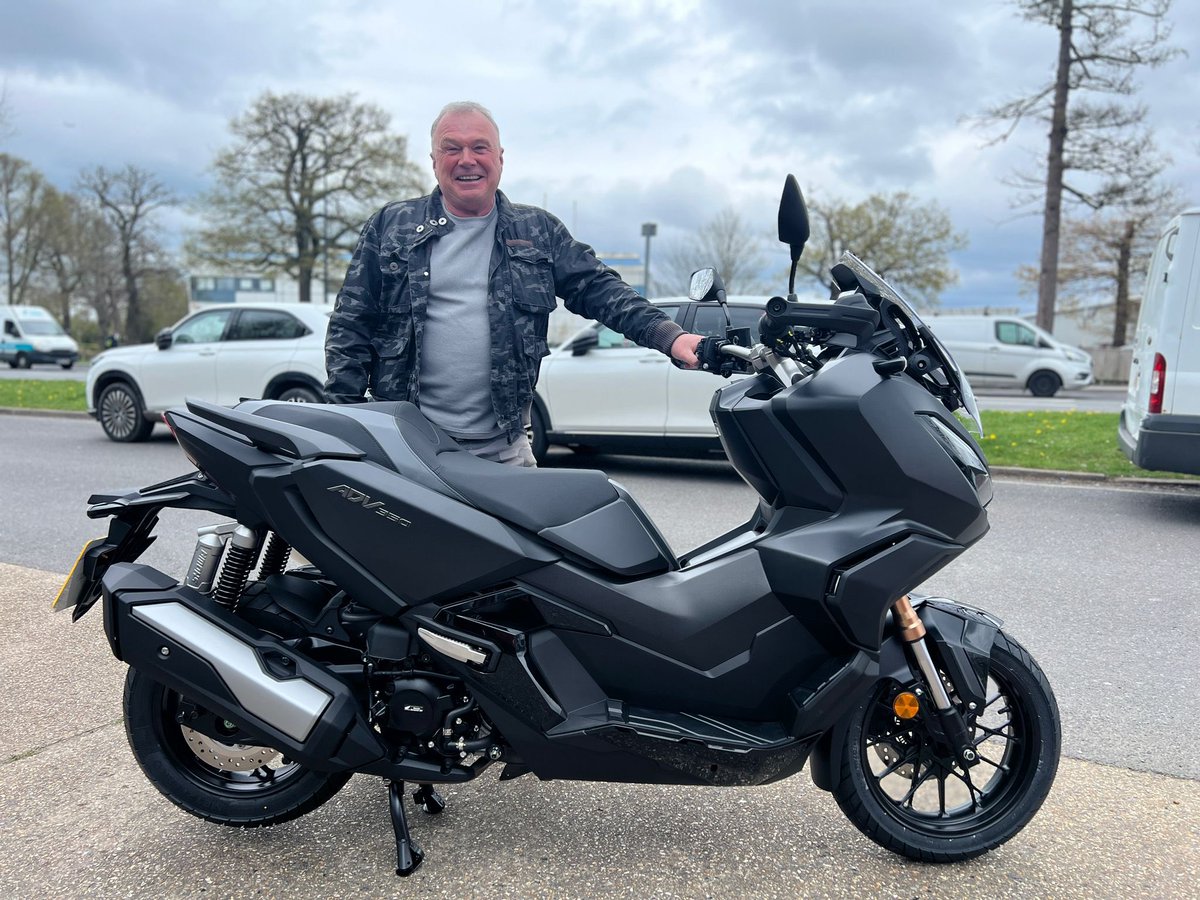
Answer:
xmin=974 ymin=753 xmax=1010 ymax=773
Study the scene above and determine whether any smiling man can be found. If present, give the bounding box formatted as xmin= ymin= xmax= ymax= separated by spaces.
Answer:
xmin=325 ymin=100 xmax=702 ymax=466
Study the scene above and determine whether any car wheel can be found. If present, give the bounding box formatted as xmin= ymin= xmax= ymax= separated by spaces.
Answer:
xmin=60 ymin=361 xmax=74 ymax=370
xmin=277 ymin=385 xmax=321 ymax=403
xmin=1026 ymin=371 xmax=1061 ymax=398
xmin=98 ymin=381 xmax=154 ymax=442
xmin=529 ymin=404 xmax=550 ymax=465
xmin=14 ymin=352 xmax=30 ymax=369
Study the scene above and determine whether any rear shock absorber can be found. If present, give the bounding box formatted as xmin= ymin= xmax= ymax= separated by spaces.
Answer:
xmin=212 ymin=525 xmax=260 ymax=608
xmin=257 ymin=531 xmax=292 ymax=579
xmin=184 ymin=523 xmax=236 ymax=592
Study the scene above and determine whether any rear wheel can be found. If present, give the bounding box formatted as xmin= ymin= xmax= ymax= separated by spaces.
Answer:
xmin=123 ymin=669 xmax=350 ymax=827
xmin=1026 ymin=370 xmax=1061 ymax=397
xmin=98 ymin=381 xmax=154 ymax=442
xmin=60 ymin=361 xmax=74 ymax=370
xmin=833 ymin=631 xmax=1060 ymax=862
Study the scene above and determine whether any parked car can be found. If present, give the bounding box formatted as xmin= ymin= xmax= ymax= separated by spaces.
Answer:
xmin=921 ymin=314 xmax=1092 ymax=397
xmin=1118 ymin=207 xmax=1200 ymax=475
xmin=0 ymin=304 xmax=80 ymax=369
xmin=531 ymin=297 xmax=773 ymax=462
xmin=87 ymin=303 xmax=331 ymax=442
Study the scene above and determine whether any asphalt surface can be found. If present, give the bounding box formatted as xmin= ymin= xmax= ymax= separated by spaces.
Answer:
xmin=2 ymin=411 xmax=1198 ymax=896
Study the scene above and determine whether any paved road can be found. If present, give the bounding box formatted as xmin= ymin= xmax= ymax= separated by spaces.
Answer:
xmin=2 ymin=414 xmax=1197 ymax=895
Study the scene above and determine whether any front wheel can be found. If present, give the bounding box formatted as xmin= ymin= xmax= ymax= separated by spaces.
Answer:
xmin=833 ymin=631 xmax=1060 ymax=862
xmin=123 ymin=669 xmax=351 ymax=827
xmin=98 ymin=381 xmax=154 ymax=442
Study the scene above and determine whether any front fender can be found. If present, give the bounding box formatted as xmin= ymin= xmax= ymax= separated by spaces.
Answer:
xmin=808 ymin=596 xmax=1001 ymax=792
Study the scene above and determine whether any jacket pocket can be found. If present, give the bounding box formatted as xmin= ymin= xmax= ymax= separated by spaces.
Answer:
xmin=507 ymin=245 xmax=557 ymax=318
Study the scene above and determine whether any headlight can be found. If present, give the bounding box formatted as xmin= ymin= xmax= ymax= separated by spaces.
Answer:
xmin=920 ymin=414 xmax=988 ymax=478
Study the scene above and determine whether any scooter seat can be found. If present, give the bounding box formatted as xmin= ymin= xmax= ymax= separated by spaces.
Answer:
xmin=247 ymin=400 xmax=675 ymax=576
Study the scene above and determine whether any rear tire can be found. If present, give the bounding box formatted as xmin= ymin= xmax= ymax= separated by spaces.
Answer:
xmin=1026 ymin=371 xmax=1061 ymax=397
xmin=60 ymin=361 xmax=74 ymax=370
xmin=123 ymin=669 xmax=350 ymax=827
xmin=833 ymin=631 xmax=1060 ymax=862
xmin=98 ymin=381 xmax=154 ymax=442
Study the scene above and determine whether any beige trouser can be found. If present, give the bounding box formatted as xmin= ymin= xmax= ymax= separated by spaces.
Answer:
xmin=453 ymin=432 xmax=538 ymax=467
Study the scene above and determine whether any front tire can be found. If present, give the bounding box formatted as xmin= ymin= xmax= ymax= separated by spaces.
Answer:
xmin=123 ymin=669 xmax=350 ymax=827
xmin=98 ymin=381 xmax=154 ymax=442
xmin=833 ymin=631 xmax=1060 ymax=862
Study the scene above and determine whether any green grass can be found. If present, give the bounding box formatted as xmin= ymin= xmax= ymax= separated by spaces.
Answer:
xmin=0 ymin=379 xmax=87 ymax=412
xmin=976 ymin=409 xmax=1198 ymax=479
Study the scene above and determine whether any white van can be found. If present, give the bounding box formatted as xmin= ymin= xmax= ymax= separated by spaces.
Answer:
xmin=923 ymin=314 xmax=1093 ymax=397
xmin=0 ymin=305 xmax=81 ymax=369
xmin=1117 ymin=208 xmax=1200 ymax=475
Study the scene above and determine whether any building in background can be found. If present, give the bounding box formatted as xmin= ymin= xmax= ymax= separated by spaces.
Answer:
xmin=188 ymin=275 xmax=335 ymax=309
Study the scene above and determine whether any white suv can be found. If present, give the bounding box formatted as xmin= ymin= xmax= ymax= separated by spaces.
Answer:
xmin=532 ymin=298 xmax=770 ymax=462
xmin=87 ymin=303 xmax=331 ymax=442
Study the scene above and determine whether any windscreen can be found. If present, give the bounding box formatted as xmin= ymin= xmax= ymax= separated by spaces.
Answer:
xmin=837 ymin=252 xmax=983 ymax=434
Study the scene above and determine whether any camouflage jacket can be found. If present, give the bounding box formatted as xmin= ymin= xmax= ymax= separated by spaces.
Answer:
xmin=324 ymin=188 xmax=685 ymax=439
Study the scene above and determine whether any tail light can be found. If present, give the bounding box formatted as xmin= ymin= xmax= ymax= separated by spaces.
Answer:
xmin=1148 ymin=353 xmax=1166 ymax=414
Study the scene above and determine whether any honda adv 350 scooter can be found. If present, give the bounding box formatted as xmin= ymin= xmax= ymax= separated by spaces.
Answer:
xmin=56 ymin=175 xmax=1059 ymax=876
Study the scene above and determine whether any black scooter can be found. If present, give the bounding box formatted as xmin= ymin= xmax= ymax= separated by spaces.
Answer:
xmin=56 ymin=177 xmax=1059 ymax=876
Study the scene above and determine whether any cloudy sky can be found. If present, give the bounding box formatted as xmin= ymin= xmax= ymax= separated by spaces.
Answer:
xmin=2 ymin=0 xmax=1197 ymax=311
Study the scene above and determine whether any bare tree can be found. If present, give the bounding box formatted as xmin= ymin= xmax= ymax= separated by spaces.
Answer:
xmin=77 ymin=165 xmax=175 ymax=343
xmin=1020 ymin=171 xmax=1182 ymax=346
xmin=190 ymin=92 xmax=426 ymax=304
xmin=0 ymin=82 xmax=13 ymax=145
xmin=658 ymin=208 xmax=769 ymax=297
xmin=0 ymin=153 xmax=52 ymax=305
xmin=978 ymin=0 xmax=1180 ymax=333
xmin=800 ymin=191 xmax=967 ymax=310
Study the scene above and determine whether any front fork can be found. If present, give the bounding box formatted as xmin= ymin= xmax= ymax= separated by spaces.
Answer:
xmin=892 ymin=595 xmax=980 ymax=768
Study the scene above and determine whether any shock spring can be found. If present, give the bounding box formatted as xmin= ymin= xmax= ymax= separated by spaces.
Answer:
xmin=212 ymin=525 xmax=259 ymax=608
xmin=257 ymin=532 xmax=292 ymax=579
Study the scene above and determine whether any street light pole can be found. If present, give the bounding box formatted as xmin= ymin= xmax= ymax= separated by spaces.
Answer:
xmin=641 ymin=222 xmax=657 ymax=297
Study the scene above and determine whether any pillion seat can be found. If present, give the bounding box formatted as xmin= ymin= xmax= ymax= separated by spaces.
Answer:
xmin=239 ymin=399 xmax=678 ymax=577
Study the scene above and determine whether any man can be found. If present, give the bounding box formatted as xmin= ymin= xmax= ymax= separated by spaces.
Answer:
xmin=325 ymin=100 xmax=703 ymax=466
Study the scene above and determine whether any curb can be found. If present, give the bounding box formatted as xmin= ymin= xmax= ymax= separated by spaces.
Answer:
xmin=0 ymin=406 xmax=91 ymax=420
xmin=988 ymin=465 xmax=1200 ymax=491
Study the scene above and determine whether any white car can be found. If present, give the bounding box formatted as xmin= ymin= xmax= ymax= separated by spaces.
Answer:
xmin=88 ymin=303 xmax=331 ymax=442
xmin=531 ymin=297 xmax=770 ymax=462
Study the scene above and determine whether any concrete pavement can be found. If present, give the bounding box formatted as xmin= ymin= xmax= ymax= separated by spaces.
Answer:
xmin=2 ymin=562 xmax=1198 ymax=898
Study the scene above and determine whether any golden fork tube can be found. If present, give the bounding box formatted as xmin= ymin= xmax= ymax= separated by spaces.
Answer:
xmin=892 ymin=595 xmax=952 ymax=712
xmin=892 ymin=595 xmax=927 ymax=643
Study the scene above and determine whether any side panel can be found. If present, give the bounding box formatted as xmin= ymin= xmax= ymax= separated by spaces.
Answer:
xmin=286 ymin=459 xmax=559 ymax=607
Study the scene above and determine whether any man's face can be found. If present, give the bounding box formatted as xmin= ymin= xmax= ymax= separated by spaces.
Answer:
xmin=431 ymin=111 xmax=504 ymax=217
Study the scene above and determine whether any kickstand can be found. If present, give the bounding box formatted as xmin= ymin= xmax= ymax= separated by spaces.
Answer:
xmin=388 ymin=780 xmax=425 ymax=876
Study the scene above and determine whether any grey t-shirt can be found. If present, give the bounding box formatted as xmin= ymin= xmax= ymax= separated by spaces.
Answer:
xmin=419 ymin=208 xmax=501 ymax=439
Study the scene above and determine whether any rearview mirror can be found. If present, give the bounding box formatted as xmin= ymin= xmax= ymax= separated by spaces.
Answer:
xmin=778 ymin=174 xmax=809 ymax=262
xmin=155 ymin=328 xmax=173 ymax=350
xmin=688 ymin=267 xmax=727 ymax=303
